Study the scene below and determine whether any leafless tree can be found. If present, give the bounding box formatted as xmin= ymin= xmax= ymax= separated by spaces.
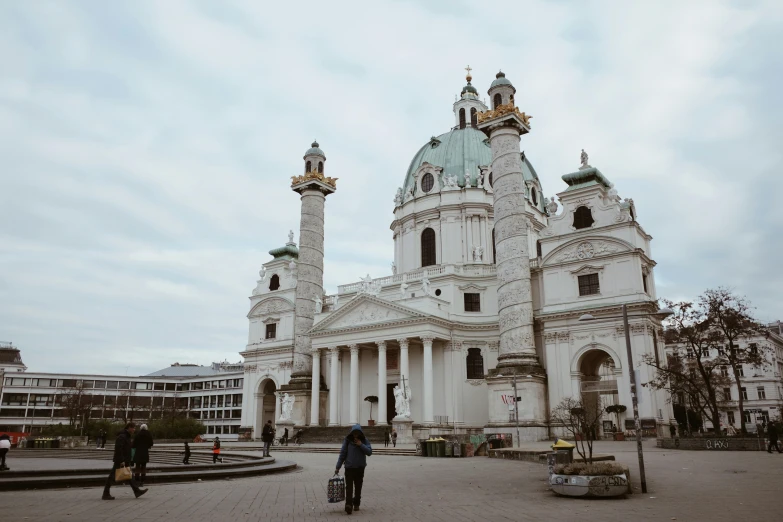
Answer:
xmin=702 ymin=288 xmax=769 ymax=435
xmin=58 ymin=381 xmax=93 ymax=427
xmin=550 ymin=396 xmax=607 ymax=464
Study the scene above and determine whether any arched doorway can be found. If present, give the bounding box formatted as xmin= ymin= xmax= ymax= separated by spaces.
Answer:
xmin=255 ymin=379 xmax=277 ymax=438
xmin=577 ymin=348 xmax=621 ymax=437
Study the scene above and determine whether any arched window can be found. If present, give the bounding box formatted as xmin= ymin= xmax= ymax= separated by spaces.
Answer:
xmin=421 ymin=228 xmax=436 ymax=267
xmin=459 ymin=108 xmax=466 ymax=129
xmin=305 ymin=160 xmax=311 ymax=173
xmin=536 ymin=240 xmax=542 ymax=258
xmin=531 ymin=187 xmax=538 ymax=206
xmin=573 ymin=205 xmax=595 ymax=230
xmin=470 ymin=107 xmax=477 ymax=128
xmin=269 ymin=274 xmax=280 ymax=291
xmin=421 ymin=172 xmax=434 ymax=193
xmin=488 ymin=172 xmax=493 ymax=187
xmin=493 ymin=93 xmax=502 ymax=109
xmin=318 ymin=161 xmax=323 ymax=173
xmin=466 ymin=348 xmax=484 ymax=379
xmin=492 ymin=228 xmax=497 ymax=264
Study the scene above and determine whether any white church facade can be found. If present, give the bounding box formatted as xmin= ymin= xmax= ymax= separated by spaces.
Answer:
xmin=240 ymin=70 xmax=673 ymax=442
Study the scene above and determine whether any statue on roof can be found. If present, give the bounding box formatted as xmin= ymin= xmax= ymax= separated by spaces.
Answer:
xmin=580 ymin=149 xmax=589 ymax=169
xmin=394 ymin=187 xmax=403 ymax=206
xmin=288 ymin=230 xmax=295 ymax=244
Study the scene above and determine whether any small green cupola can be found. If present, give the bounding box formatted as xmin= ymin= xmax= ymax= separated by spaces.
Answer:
xmin=487 ymin=70 xmax=516 ymax=109
xmin=303 ymin=140 xmax=326 ymax=174
xmin=453 ymin=66 xmax=487 ymax=129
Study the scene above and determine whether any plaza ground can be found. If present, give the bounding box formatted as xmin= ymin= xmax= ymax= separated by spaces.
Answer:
xmin=0 ymin=440 xmax=780 ymax=521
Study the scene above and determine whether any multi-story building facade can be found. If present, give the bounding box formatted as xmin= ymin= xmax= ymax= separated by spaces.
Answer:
xmin=0 ymin=361 xmax=245 ymax=439
xmin=665 ymin=321 xmax=783 ymax=433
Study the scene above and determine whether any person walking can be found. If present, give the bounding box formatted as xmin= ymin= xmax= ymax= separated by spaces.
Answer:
xmin=182 ymin=442 xmax=191 ymax=464
xmin=283 ymin=427 xmax=289 ymax=446
xmin=100 ymin=429 xmax=107 ymax=449
xmin=262 ymin=420 xmax=274 ymax=457
xmin=212 ymin=437 xmax=222 ymax=463
xmin=669 ymin=424 xmax=676 ymax=438
xmin=132 ymin=424 xmax=154 ymax=486
xmin=0 ymin=434 xmax=11 ymax=471
xmin=102 ymin=422 xmax=147 ymax=500
xmin=767 ymin=421 xmax=782 ymax=454
xmin=335 ymin=424 xmax=372 ymax=515
xmin=391 ymin=428 xmax=397 ymax=448
xmin=384 ymin=429 xmax=390 ymax=448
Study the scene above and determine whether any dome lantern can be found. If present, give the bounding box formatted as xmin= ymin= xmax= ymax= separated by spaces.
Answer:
xmin=454 ymin=65 xmax=487 ymax=129
xmin=303 ymin=140 xmax=326 ymax=175
xmin=488 ymin=70 xmax=517 ymax=109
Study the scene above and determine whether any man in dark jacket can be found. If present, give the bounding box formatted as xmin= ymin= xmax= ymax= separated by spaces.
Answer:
xmin=102 ymin=422 xmax=148 ymax=500
xmin=261 ymin=420 xmax=275 ymax=457
xmin=335 ymin=424 xmax=372 ymax=515
xmin=768 ymin=422 xmax=782 ymax=454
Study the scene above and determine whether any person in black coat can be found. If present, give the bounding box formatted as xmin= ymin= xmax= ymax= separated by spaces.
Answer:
xmin=768 ymin=422 xmax=782 ymax=454
xmin=261 ymin=420 xmax=275 ymax=457
xmin=102 ymin=422 xmax=147 ymax=500
xmin=132 ymin=424 xmax=154 ymax=485
xmin=182 ymin=442 xmax=191 ymax=464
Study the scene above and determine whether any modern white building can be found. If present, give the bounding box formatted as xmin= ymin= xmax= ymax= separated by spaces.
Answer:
xmin=0 ymin=362 xmax=244 ymax=438
xmin=665 ymin=322 xmax=783 ymax=433
xmin=240 ymin=70 xmax=673 ymax=441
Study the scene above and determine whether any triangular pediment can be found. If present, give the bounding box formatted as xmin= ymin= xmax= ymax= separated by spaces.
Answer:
xmin=310 ymin=294 xmax=428 ymax=333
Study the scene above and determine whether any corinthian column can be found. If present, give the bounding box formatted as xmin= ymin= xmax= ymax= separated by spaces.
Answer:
xmin=349 ymin=344 xmax=359 ymax=424
xmin=421 ymin=336 xmax=434 ymax=425
xmin=328 ymin=347 xmax=340 ymax=426
xmin=377 ymin=341 xmax=387 ymax=425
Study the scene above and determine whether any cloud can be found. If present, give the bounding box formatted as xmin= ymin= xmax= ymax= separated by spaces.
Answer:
xmin=1 ymin=0 xmax=781 ymax=374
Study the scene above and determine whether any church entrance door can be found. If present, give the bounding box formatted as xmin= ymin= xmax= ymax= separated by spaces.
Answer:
xmin=387 ymin=383 xmax=397 ymax=424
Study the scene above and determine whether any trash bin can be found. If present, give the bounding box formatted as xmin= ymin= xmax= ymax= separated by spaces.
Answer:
xmin=426 ymin=438 xmax=436 ymax=457
xmin=444 ymin=440 xmax=453 ymax=457
xmin=551 ymin=438 xmax=575 ymax=464
xmin=488 ymin=439 xmax=503 ymax=450
xmin=418 ymin=439 xmax=428 ymax=457
xmin=51 ymin=439 xmax=60 ymax=449
xmin=434 ymin=437 xmax=446 ymax=457
xmin=452 ymin=441 xmax=461 ymax=457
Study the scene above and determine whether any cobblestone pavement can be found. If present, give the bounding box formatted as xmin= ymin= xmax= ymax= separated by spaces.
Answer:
xmin=1 ymin=441 xmax=780 ymax=521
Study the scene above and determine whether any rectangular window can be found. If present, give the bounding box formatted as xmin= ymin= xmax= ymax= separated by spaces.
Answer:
xmin=749 ymin=343 xmax=758 ymax=355
xmin=741 ymin=387 xmax=748 ymax=400
xmin=165 ymin=383 xmax=175 ymax=391
xmin=217 ymin=396 xmax=224 ymax=408
xmin=738 ymin=366 xmax=744 ymax=377
xmin=757 ymin=387 xmax=766 ymax=400
xmin=94 ymin=381 xmax=106 ymax=389
xmin=578 ymin=274 xmax=600 ymax=296
xmin=723 ymin=388 xmax=731 ymax=401
xmin=743 ymin=411 xmax=751 ymax=423
xmin=193 ymin=382 xmax=203 ymax=391
xmin=265 ymin=323 xmax=277 ymax=339
xmin=642 ymin=273 xmax=648 ymax=293
xmin=720 ymin=366 xmax=728 ymax=377
xmin=727 ymin=411 xmax=735 ymax=426
xmin=153 ymin=382 xmax=165 ymax=391
xmin=118 ymin=381 xmax=130 ymax=390
xmin=464 ymin=293 xmax=481 ymax=312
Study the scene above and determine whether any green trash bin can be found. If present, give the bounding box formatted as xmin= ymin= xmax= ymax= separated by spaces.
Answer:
xmin=426 ymin=438 xmax=436 ymax=457
xmin=434 ymin=437 xmax=446 ymax=457
xmin=51 ymin=439 xmax=60 ymax=449
xmin=444 ymin=440 xmax=453 ymax=457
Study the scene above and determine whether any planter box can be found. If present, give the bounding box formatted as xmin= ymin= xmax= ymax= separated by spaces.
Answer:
xmin=367 ymin=420 xmax=376 ymax=427
xmin=613 ymin=433 xmax=625 ymax=441
xmin=550 ymin=473 xmax=629 ymax=497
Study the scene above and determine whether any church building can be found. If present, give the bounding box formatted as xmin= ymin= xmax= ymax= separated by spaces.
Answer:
xmin=240 ymin=69 xmax=673 ymax=442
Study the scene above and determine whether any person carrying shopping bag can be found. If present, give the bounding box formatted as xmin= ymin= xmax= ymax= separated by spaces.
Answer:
xmin=335 ymin=424 xmax=372 ymax=515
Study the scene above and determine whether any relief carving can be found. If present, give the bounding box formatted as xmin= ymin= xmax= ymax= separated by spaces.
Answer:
xmin=555 ymin=241 xmax=621 ymax=262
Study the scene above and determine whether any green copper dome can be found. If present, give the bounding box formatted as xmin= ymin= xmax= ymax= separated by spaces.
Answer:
xmin=490 ymin=71 xmax=515 ymax=91
xmin=304 ymin=140 xmax=325 ymax=159
xmin=402 ymin=128 xmax=541 ymax=195
xmin=461 ymin=82 xmax=478 ymax=96
xmin=403 ymin=127 xmax=491 ymax=192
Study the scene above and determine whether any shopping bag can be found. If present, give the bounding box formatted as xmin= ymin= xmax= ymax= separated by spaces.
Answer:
xmin=327 ymin=474 xmax=346 ymax=503
xmin=115 ymin=464 xmax=132 ymax=482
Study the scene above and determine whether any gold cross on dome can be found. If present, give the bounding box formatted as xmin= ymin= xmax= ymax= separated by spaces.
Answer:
xmin=465 ymin=65 xmax=472 ymax=78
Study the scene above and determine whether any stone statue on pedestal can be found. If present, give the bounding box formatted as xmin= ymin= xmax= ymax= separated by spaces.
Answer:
xmin=280 ymin=393 xmax=295 ymax=422
xmin=393 ymin=384 xmax=411 ymax=418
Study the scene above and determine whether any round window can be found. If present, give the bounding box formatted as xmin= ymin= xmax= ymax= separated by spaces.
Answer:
xmin=435 ymin=289 xmax=441 ymax=297
xmin=421 ymin=173 xmax=434 ymax=193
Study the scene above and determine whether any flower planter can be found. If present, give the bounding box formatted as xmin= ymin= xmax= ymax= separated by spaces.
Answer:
xmin=550 ymin=473 xmax=629 ymax=497
xmin=613 ymin=432 xmax=625 ymax=441
xmin=367 ymin=420 xmax=376 ymax=427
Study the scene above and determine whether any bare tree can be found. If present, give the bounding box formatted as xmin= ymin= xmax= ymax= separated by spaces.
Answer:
xmin=702 ymin=288 xmax=769 ymax=435
xmin=58 ymin=381 xmax=93 ymax=428
xmin=118 ymin=389 xmax=150 ymax=422
xmin=643 ymin=299 xmax=728 ymax=435
xmin=550 ymin=397 xmax=607 ymax=464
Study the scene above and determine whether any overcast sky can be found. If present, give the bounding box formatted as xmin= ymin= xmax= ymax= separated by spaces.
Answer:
xmin=1 ymin=1 xmax=781 ymax=376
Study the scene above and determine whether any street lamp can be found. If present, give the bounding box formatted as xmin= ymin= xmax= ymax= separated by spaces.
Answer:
xmin=578 ymin=304 xmax=673 ymax=494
